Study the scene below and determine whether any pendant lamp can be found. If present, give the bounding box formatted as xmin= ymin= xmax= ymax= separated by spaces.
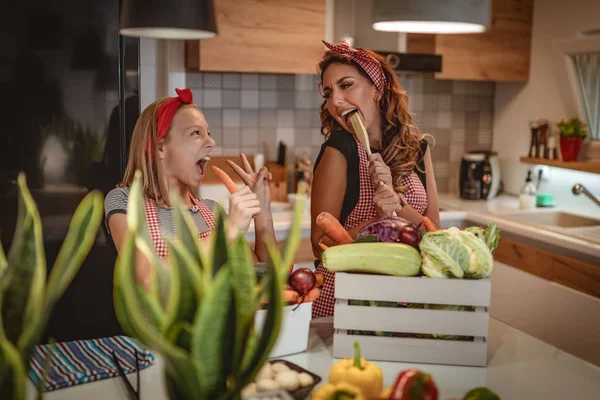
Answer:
xmin=372 ymin=0 xmax=491 ymax=34
xmin=120 ymin=0 xmax=218 ymax=39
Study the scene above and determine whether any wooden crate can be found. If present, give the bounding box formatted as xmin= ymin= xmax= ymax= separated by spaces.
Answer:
xmin=333 ymin=273 xmax=491 ymax=367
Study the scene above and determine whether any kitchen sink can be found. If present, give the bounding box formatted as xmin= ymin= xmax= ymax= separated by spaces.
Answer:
xmin=499 ymin=210 xmax=600 ymax=228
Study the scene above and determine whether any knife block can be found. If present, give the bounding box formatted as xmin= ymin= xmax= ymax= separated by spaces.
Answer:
xmin=266 ymin=162 xmax=288 ymax=203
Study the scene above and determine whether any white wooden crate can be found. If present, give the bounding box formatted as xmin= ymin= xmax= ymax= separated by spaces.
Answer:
xmin=333 ymin=272 xmax=491 ymax=367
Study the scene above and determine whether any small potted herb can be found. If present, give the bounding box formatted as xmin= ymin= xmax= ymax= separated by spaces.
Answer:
xmin=557 ymin=117 xmax=588 ymax=161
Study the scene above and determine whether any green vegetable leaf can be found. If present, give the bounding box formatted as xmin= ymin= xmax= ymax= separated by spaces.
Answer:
xmin=227 ymin=235 xmax=257 ymax=378
xmin=3 ymin=173 xmax=46 ymax=358
xmin=420 ymin=228 xmax=469 ymax=278
xmin=43 ymin=190 xmax=103 ymax=323
xmin=192 ymin=267 xmax=233 ymax=398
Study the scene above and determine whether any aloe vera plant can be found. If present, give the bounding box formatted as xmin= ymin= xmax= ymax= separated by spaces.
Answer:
xmin=113 ymin=171 xmax=305 ymax=400
xmin=0 ymin=173 xmax=104 ymax=399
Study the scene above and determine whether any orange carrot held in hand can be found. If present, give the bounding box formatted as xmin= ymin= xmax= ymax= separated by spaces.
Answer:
xmin=210 ymin=165 xmax=238 ymax=193
xmin=422 ymin=216 xmax=438 ymax=232
xmin=314 ymin=273 xmax=325 ymax=288
xmin=316 ymin=212 xmax=353 ymax=245
xmin=298 ymin=287 xmax=320 ymax=304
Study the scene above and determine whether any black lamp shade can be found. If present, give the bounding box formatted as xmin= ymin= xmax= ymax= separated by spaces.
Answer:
xmin=120 ymin=0 xmax=218 ymax=39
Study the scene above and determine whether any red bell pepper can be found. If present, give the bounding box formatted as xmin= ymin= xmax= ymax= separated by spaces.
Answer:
xmin=388 ymin=369 xmax=438 ymax=400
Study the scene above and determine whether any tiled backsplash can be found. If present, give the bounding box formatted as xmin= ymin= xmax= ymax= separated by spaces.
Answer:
xmin=186 ymin=72 xmax=495 ymax=194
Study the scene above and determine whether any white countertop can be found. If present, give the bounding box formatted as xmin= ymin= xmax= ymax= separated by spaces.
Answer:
xmin=27 ymin=317 xmax=600 ymax=400
xmin=245 ymin=194 xmax=600 ymax=261
xmin=437 ymin=194 xmax=600 ymax=262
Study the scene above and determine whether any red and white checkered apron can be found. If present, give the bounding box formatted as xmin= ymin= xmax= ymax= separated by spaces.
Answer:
xmin=312 ymin=139 xmax=428 ymax=318
xmin=401 ymin=172 xmax=428 ymax=215
xmin=143 ymin=196 xmax=216 ymax=257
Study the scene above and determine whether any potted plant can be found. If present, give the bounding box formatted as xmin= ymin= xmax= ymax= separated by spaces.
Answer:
xmin=113 ymin=172 xmax=305 ymax=400
xmin=557 ymin=117 xmax=588 ymax=161
xmin=0 ymin=173 xmax=104 ymax=399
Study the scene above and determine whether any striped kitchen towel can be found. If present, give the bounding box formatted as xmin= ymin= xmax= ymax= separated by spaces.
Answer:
xmin=28 ymin=336 xmax=155 ymax=392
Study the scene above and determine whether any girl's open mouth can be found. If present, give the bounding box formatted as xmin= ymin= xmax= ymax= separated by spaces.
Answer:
xmin=196 ymin=156 xmax=210 ymax=175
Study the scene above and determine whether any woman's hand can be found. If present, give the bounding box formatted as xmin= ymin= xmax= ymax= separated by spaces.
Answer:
xmin=373 ymin=181 xmax=401 ymax=218
xmin=225 ymin=186 xmax=261 ymax=239
xmin=368 ymin=153 xmax=393 ymax=188
xmin=227 ymin=153 xmax=272 ymax=213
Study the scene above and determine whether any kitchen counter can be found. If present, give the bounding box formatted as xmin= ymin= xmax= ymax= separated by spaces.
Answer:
xmin=437 ymin=194 xmax=600 ymax=264
xmin=245 ymin=193 xmax=600 ymax=263
xmin=26 ymin=317 xmax=600 ymax=399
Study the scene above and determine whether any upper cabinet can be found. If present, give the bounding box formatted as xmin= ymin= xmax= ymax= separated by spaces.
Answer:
xmin=429 ymin=0 xmax=534 ymax=82
xmin=185 ymin=0 xmax=326 ymax=74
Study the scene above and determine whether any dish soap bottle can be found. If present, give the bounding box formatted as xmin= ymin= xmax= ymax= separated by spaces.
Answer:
xmin=519 ymin=170 xmax=537 ymax=209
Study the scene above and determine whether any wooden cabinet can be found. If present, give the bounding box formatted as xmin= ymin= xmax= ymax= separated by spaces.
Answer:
xmin=494 ymin=237 xmax=600 ymax=299
xmin=407 ymin=0 xmax=533 ymax=82
xmin=185 ymin=0 xmax=326 ymax=74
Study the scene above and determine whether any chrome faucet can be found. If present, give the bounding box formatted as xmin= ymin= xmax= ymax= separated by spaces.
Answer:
xmin=572 ymin=183 xmax=600 ymax=207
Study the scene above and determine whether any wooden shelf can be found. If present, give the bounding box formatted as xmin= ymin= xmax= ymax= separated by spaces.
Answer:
xmin=520 ymin=157 xmax=600 ymax=174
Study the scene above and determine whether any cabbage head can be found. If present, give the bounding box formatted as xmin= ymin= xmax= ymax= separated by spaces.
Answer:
xmin=419 ymin=227 xmax=494 ymax=279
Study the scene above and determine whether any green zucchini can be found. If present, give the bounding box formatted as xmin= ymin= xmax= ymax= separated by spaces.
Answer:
xmin=321 ymin=242 xmax=421 ymax=276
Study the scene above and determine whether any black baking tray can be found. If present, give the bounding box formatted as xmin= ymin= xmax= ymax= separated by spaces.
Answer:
xmin=269 ymin=359 xmax=322 ymax=400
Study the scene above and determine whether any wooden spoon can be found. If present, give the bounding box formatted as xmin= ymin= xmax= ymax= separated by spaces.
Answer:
xmin=349 ymin=112 xmax=398 ymax=216
xmin=349 ymin=112 xmax=372 ymax=156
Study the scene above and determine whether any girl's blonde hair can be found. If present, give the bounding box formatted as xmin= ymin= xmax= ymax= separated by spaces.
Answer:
xmin=119 ymin=98 xmax=199 ymax=204
xmin=318 ymin=50 xmax=425 ymax=193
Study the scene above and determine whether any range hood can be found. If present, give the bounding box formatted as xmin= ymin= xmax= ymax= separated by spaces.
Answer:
xmin=331 ymin=0 xmax=442 ymax=74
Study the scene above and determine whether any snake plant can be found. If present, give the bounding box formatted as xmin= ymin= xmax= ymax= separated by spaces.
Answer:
xmin=113 ymin=171 xmax=305 ymax=400
xmin=0 ymin=173 xmax=104 ymax=399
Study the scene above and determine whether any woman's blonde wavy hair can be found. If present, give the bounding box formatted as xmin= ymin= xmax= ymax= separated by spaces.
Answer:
xmin=318 ymin=50 xmax=426 ymax=193
xmin=119 ymin=98 xmax=199 ymax=205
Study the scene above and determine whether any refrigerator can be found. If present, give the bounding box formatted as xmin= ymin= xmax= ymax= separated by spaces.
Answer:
xmin=0 ymin=0 xmax=140 ymax=341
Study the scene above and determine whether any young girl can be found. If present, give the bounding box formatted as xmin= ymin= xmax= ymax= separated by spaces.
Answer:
xmin=105 ymin=88 xmax=275 ymax=288
xmin=311 ymin=41 xmax=441 ymax=318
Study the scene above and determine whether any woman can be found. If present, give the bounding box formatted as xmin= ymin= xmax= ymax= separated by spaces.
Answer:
xmin=105 ymin=88 xmax=275 ymax=289
xmin=310 ymin=41 xmax=440 ymax=318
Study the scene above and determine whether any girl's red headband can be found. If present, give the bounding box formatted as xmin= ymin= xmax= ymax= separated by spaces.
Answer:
xmin=146 ymin=88 xmax=194 ymax=159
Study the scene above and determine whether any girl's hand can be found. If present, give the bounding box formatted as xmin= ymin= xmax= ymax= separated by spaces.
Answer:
xmin=226 ymin=186 xmax=261 ymax=238
xmin=368 ymin=153 xmax=393 ymax=189
xmin=373 ymin=181 xmax=401 ymax=218
xmin=227 ymin=153 xmax=272 ymax=212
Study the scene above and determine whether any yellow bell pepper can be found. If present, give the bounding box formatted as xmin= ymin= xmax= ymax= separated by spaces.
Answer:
xmin=328 ymin=342 xmax=383 ymax=399
xmin=311 ymin=382 xmax=366 ymax=400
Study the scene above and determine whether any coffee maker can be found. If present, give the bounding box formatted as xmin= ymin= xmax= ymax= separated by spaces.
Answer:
xmin=459 ymin=151 xmax=501 ymax=200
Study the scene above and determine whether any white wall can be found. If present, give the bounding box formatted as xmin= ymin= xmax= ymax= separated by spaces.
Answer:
xmin=139 ymin=38 xmax=186 ymax=110
xmin=493 ymin=0 xmax=600 ymax=215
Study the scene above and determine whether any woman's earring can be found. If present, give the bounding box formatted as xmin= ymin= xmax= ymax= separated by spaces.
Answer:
xmin=160 ymin=153 xmax=165 ymax=160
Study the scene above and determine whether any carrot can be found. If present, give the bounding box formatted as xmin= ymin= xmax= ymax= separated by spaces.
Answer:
xmin=260 ymin=288 xmax=299 ymax=305
xmin=284 ymin=289 xmax=300 ymax=304
xmin=316 ymin=212 xmax=353 ymax=245
xmin=422 ymin=216 xmax=438 ymax=232
xmin=314 ymin=273 xmax=325 ymax=288
xmin=210 ymin=165 xmax=238 ymax=193
xmin=298 ymin=287 xmax=320 ymax=304
xmin=318 ymin=240 xmax=329 ymax=252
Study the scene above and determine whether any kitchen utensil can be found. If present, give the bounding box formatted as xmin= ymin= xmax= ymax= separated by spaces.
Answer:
xmin=528 ymin=121 xmax=539 ymax=158
xmin=277 ymin=141 xmax=287 ymax=166
xmin=349 ymin=112 xmax=398 ymax=216
xmin=349 ymin=112 xmax=372 ymax=156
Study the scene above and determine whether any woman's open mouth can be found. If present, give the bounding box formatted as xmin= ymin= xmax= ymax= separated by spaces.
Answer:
xmin=341 ymin=108 xmax=358 ymax=125
xmin=196 ymin=156 xmax=210 ymax=176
